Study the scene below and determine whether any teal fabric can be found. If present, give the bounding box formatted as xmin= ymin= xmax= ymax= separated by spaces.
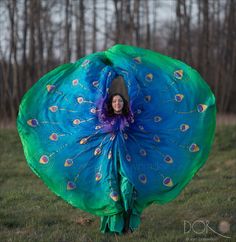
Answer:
xmin=100 ymin=156 xmax=141 ymax=234
xmin=17 ymin=44 xmax=216 ymax=234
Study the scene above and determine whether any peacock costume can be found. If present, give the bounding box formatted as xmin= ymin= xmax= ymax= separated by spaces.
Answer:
xmin=17 ymin=44 xmax=216 ymax=234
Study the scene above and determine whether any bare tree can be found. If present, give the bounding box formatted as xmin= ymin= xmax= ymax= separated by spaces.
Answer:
xmin=133 ymin=0 xmax=141 ymax=46
xmin=64 ymin=0 xmax=72 ymax=62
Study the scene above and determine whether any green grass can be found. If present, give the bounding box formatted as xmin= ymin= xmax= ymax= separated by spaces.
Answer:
xmin=0 ymin=125 xmax=235 ymax=242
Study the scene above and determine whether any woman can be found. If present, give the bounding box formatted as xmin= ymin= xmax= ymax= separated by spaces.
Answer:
xmin=99 ymin=93 xmax=139 ymax=234
xmin=109 ymin=93 xmax=127 ymax=116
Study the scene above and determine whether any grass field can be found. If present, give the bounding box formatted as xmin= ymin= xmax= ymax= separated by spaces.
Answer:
xmin=0 ymin=125 xmax=235 ymax=242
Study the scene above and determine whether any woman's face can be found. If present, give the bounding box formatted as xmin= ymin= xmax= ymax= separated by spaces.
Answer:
xmin=112 ymin=95 xmax=124 ymax=114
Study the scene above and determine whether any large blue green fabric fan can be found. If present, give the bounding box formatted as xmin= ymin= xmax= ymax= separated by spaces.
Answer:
xmin=17 ymin=44 xmax=216 ymax=234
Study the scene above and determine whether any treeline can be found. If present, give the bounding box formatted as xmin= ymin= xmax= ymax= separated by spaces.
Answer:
xmin=0 ymin=0 xmax=235 ymax=124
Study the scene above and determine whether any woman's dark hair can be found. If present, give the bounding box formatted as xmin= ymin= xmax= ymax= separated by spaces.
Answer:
xmin=106 ymin=93 xmax=130 ymax=117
